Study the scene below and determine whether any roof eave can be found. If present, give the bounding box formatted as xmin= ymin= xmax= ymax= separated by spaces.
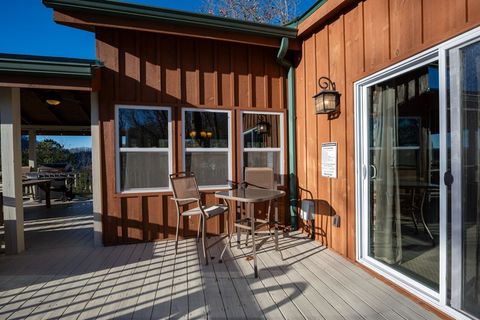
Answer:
xmin=0 ymin=54 xmax=102 ymax=79
xmin=43 ymin=0 xmax=298 ymax=39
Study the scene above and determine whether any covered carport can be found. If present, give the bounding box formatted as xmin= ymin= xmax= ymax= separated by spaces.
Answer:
xmin=0 ymin=53 xmax=102 ymax=253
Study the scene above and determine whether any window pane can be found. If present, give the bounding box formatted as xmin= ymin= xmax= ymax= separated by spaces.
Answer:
xmin=244 ymin=151 xmax=281 ymax=184
xmin=184 ymin=111 xmax=228 ymax=148
xmin=243 ymin=113 xmax=280 ymax=148
xmin=119 ymin=108 xmax=169 ymax=148
xmin=120 ymin=152 xmax=169 ymax=190
xmin=186 ymin=152 xmax=228 ymax=186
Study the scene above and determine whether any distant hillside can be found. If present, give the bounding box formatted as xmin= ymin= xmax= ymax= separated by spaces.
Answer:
xmin=70 ymin=147 xmax=92 ymax=153
xmin=72 ymin=150 xmax=92 ymax=170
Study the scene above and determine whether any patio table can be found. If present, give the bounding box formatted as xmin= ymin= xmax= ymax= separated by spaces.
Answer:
xmin=215 ymin=187 xmax=285 ymax=277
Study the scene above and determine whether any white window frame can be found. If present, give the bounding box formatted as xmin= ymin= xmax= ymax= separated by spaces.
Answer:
xmin=240 ymin=110 xmax=285 ymax=184
xmin=354 ymin=26 xmax=480 ymax=320
xmin=181 ymin=108 xmax=232 ymax=190
xmin=115 ymin=105 xmax=173 ymax=193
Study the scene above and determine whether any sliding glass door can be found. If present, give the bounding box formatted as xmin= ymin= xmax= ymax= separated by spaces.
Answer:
xmin=448 ymin=38 xmax=480 ymax=319
xmin=357 ymin=28 xmax=480 ymax=317
xmin=365 ymin=61 xmax=440 ymax=292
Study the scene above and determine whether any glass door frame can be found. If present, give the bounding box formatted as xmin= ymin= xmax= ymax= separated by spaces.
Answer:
xmin=354 ymin=25 xmax=480 ymax=319
xmin=442 ymin=32 xmax=480 ymax=316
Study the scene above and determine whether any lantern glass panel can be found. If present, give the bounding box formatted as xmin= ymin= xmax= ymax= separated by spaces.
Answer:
xmin=324 ymin=93 xmax=337 ymax=112
xmin=315 ymin=94 xmax=326 ymax=114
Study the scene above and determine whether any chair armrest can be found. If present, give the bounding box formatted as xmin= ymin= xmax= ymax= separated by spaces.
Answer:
xmin=170 ymin=197 xmax=200 ymax=202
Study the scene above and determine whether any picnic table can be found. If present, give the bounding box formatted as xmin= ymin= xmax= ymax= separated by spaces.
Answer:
xmin=0 ymin=179 xmax=52 ymax=226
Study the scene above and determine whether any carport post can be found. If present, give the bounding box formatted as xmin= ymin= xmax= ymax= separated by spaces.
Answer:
xmin=91 ymin=92 xmax=103 ymax=247
xmin=0 ymin=87 xmax=25 ymax=254
xmin=28 ymin=129 xmax=36 ymax=169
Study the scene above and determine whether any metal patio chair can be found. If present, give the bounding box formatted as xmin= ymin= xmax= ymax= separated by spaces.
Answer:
xmin=240 ymin=167 xmax=275 ymax=245
xmin=170 ymin=172 xmax=230 ymax=265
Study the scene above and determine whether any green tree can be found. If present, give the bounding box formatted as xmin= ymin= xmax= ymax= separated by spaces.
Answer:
xmin=36 ymin=139 xmax=74 ymax=165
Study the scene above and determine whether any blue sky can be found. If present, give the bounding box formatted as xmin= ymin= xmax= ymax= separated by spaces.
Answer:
xmin=1 ymin=0 xmax=315 ymax=149
xmin=0 ymin=0 xmax=210 ymax=59
xmin=0 ymin=0 xmax=315 ymax=58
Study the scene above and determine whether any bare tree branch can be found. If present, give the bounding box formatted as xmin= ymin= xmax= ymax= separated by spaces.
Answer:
xmin=202 ymin=0 xmax=298 ymax=25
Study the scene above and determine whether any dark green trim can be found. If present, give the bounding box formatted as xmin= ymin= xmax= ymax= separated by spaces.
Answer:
xmin=276 ymin=37 xmax=298 ymax=231
xmin=43 ymin=0 xmax=297 ymax=39
xmin=286 ymin=0 xmax=328 ymax=28
xmin=0 ymin=53 xmax=102 ymax=78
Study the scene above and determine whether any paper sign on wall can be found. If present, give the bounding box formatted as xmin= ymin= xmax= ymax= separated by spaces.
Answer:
xmin=321 ymin=142 xmax=337 ymax=178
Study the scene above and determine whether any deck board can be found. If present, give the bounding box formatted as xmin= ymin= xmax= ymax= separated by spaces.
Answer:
xmin=0 ymin=202 xmax=440 ymax=320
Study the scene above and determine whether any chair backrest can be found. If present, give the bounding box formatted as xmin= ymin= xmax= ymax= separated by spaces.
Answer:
xmin=244 ymin=167 xmax=274 ymax=190
xmin=170 ymin=172 xmax=201 ymax=206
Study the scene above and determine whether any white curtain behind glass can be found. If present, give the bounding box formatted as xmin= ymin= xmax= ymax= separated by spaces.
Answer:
xmin=372 ymin=85 xmax=403 ymax=264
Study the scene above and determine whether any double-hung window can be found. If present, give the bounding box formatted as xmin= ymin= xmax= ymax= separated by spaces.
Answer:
xmin=241 ymin=111 xmax=284 ymax=185
xmin=116 ymin=105 xmax=172 ymax=192
xmin=183 ymin=108 xmax=231 ymax=188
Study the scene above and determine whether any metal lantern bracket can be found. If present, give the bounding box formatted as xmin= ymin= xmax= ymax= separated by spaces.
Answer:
xmin=318 ymin=76 xmax=336 ymax=92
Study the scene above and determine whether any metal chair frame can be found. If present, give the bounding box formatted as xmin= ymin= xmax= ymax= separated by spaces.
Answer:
xmin=170 ymin=172 xmax=231 ymax=265
xmin=237 ymin=167 xmax=275 ymax=246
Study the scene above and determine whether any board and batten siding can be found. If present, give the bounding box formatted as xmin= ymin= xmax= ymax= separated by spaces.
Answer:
xmin=296 ymin=0 xmax=480 ymax=260
xmin=96 ymin=28 xmax=288 ymax=245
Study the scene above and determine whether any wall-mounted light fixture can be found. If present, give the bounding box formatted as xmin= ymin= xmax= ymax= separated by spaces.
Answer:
xmin=313 ymin=77 xmax=340 ymax=115
xmin=256 ymin=115 xmax=270 ymax=135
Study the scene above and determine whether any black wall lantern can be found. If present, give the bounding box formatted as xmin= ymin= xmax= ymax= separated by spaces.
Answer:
xmin=313 ymin=77 xmax=340 ymax=115
xmin=256 ymin=115 xmax=270 ymax=135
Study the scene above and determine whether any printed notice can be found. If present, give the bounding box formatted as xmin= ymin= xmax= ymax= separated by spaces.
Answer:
xmin=321 ymin=142 xmax=337 ymax=178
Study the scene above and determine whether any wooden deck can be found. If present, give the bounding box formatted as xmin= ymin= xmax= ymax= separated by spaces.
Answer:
xmin=0 ymin=202 xmax=440 ymax=319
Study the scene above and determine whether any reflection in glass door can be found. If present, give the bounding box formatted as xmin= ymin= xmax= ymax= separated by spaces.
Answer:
xmin=449 ymin=39 xmax=480 ymax=319
xmin=367 ymin=62 xmax=440 ymax=291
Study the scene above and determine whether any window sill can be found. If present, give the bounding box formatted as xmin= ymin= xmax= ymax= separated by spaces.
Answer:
xmin=115 ymin=188 xmax=172 ymax=196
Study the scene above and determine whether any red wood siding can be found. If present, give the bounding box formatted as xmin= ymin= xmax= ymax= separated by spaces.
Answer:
xmin=296 ymin=0 xmax=480 ymax=260
xmin=96 ymin=28 xmax=288 ymax=245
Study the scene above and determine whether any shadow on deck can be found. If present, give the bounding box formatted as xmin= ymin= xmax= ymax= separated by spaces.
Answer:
xmin=0 ymin=203 xmax=439 ymax=319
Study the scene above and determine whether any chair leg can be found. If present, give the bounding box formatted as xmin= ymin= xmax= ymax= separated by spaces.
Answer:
xmin=202 ymin=215 xmax=208 ymax=265
xmin=196 ymin=215 xmax=202 ymax=243
xmin=227 ymin=210 xmax=232 ymax=247
xmin=246 ymin=203 xmax=252 ymax=248
xmin=250 ymin=203 xmax=258 ymax=278
xmin=237 ymin=203 xmax=241 ymax=247
xmin=220 ymin=211 xmax=231 ymax=262
xmin=267 ymin=200 xmax=273 ymax=237
xmin=175 ymin=214 xmax=180 ymax=255
xmin=236 ymin=223 xmax=241 ymax=247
